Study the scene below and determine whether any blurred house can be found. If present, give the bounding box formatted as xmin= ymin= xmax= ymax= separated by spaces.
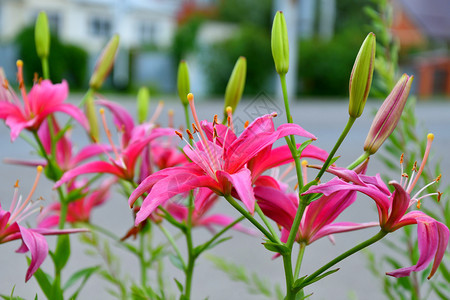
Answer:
xmin=0 ymin=0 xmax=215 ymax=90
xmin=392 ymin=0 xmax=450 ymax=98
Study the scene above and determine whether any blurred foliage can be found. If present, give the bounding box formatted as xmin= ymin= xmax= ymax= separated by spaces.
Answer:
xmin=204 ymin=25 xmax=272 ymax=95
xmin=172 ymin=16 xmax=205 ymax=63
xmin=217 ymin=0 xmax=272 ymax=29
xmin=15 ymin=26 xmax=88 ymax=89
xmin=298 ymin=29 xmax=366 ymax=96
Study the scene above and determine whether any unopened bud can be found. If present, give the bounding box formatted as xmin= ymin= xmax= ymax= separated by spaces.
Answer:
xmin=271 ymin=11 xmax=289 ymax=75
xmin=349 ymin=32 xmax=376 ymax=118
xmin=364 ymin=74 xmax=413 ymax=154
xmin=85 ymin=92 xmax=99 ymax=141
xmin=89 ymin=34 xmax=120 ymax=90
xmin=177 ymin=60 xmax=190 ymax=106
xmin=224 ymin=56 xmax=246 ymax=119
xmin=35 ymin=12 xmax=50 ymax=59
xmin=137 ymin=87 xmax=150 ymax=124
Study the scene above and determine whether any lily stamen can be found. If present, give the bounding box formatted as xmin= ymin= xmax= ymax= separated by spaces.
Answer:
xmin=407 ymin=133 xmax=434 ymax=194
xmin=9 ymin=166 xmax=43 ymax=224
xmin=149 ymin=100 xmax=164 ymax=124
xmin=99 ymin=108 xmax=121 ymax=162
xmin=16 ymin=60 xmax=31 ymax=115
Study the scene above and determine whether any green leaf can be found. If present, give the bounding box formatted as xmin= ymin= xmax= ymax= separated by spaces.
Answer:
xmin=262 ymin=241 xmax=289 ymax=255
xmin=194 ymin=237 xmax=233 ymax=256
xmin=296 ymin=140 xmax=314 ymax=156
xmin=174 ymin=278 xmax=184 ymax=292
xmin=294 ymin=269 xmax=339 ymax=290
xmin=63 ymin=265 xmax=100 ymax=291
xmin=168 ymin=253 xmax=185 ymax=271
xmin=51 ymin=235 xmax=71 ymax=271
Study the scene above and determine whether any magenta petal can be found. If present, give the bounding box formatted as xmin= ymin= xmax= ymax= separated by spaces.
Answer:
xmin=135 ymin=173 xmax=215 ymax=225
xmin=383 ymin=181 xmax=410 ymax=230
xmin=97 ymin=99 xmax=135 ymax=144
xmin=18 ymin=227 xmax=48 ymax=282
xmin=70 ymin=144 xmax=111 ymax=167
xmin=310 ymin=222 xmax=378 ymax=244
xmin=218 ymin=168 xmax=256 ymax=214
xmin=386 ymin=220 xmax=439 ymax=278
xmin=54 ymin=161 xmax=123 ymax=188
xmin=275 ymin=123 xmax=316 ymax=140
xmin=42 ymin=103 xmax=89 ymax=130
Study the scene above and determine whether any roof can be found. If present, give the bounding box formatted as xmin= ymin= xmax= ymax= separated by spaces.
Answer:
xmin=398 ymin=0 xmax=450 ymax=41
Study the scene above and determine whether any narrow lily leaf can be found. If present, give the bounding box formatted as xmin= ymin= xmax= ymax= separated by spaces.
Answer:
xmin=63 ymin=265 xmax=100 ymax=290
xmin=194 ymin=236 xmax=233 ymax=256
xmin=67 ymin=266 xmax=101 ymax=299
xmin=174 ymin=278 xmax=184 ymax=292
xmin=262 ymin=242 xmax=289 ymax=255
xmin=52 ymin=235 xmax=71 ymax=271
xmin=329 ymin=156 xmax=340 ymax=165
xmin=297 ymin=268 xmax=340 ymax=289
xmin=169 ymin=253 xmax=185 ymax=271
xmin=296 ymin=139 xmax=314 ymax=156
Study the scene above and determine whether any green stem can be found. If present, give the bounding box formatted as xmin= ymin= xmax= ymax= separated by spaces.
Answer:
xmin=279 ymin=74 xmax=304 ymax=190
xmin=286 ymin=196 xmax=307 ymax=250
xmin=315 ymin=116 xmax=356 ymax=181
xmin=255 ymin=203 xmax=281 ymax=243
xmin=41 ymin=57 xmax=50 ymax=80
xmin=282 ymin=253 xmax=294 ymax=300
xmin=294 ymin=242 xmax=306 ymax=279
xmin=157 ymin=224 xmax=186 ymax=270
xmin=347 ymin=151 xmax=370 ymax=170
xmin=139 ymin=229 xmax=147 ymax=286
xmin=223 ymin=194 xmax=277 ymax=243
xmin=298 ymin=230 xmax=388 ymax=290
xmin=183 ymin=192 xmax=195 ymax=299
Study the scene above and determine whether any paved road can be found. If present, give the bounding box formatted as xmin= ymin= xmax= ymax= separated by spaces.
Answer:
xmin=0 ymin=95 xmax=449 ymax=299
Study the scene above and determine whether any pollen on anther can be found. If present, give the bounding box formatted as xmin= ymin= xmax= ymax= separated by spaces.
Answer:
xmin=416 ymin=200 xmax=421 ymax=209
xmin=186 ymin=129 xmax=194 ymax=140
xmin=14 ymin=180 xmax=19 ymax=188
xmin=400 ymin=153 xmax=404 ymax=164
xmin=213 ymin=114 xmax=219 ymax=126
xmin=427 ymin=133 xmax=434 ymax=141
xmin=437 ymin=191 xmax=442 ymax=202
xmin=37 ymin=165 xmax=43 ymax=173
xmin=412 ymin=161 xmax=417 ymax=171
xmin=436 ymin=174 xmax=441 ymax=182
xmin=2 ymin=79 xmax=8 ymax=89
xmin=192 ymin=122 xmax=199 ymax=133
xmin=213 ymin=127 xmax=219 ymax=138
xmin=175 ymin=130 xmax=183 ymax=140
xmin=187 ymin=93 xmax=194 ymax=102
xmin=244 ymin=120 xmax=249 ymax=128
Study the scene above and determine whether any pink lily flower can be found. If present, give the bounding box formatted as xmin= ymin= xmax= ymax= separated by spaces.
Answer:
xmin=5 ymin=117 xmax=110 ymax=173
xmin=304 ymin=134 xmax=449 ymax=279
xmin=255 ymin=161 xmax=377 ymax=245
xmin=38 ymin=178 xmax=114 ymax=227
xmin=54 ymin=100 xmax=175 ymax=185
xmin=0 ymin=166 xmax=87 ymax=281
xmin=129 ymin=93 xmax=316 ymax=225
xmin=0 ymin=61 xmax=89 ymax=141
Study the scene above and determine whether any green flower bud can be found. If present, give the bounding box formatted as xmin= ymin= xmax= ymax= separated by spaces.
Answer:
xmin=89 ymin=34 xmax=120 ymax=90
xmin=271 ymin=11 xmax=289 ymax=75
xmin=85 ymin=92 xmax=99 ymax=142
xmin=177 ymin=60 xmax=190 ymax=106
xmin=224 ymin=56 xmax=246 ymax=119
xmin=137 ymin=87 xmax=150 ymax=124
xmin=364 ymin=74 xmax=413 ymax=155
xmin=35 ymin=12 xmax=50 ymax=59
xmin=348 ymin=32 xmax=376 ymax=118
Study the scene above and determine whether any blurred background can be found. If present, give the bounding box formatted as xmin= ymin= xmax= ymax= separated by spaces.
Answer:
xmin=0 ymin=0 xmax=449 ymax=100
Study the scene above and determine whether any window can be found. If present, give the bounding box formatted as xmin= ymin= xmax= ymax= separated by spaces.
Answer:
xmin=139 ymin=22 xmax=157 ymax=45
xmin=88 ymin=16 xmax=111 ymax=37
